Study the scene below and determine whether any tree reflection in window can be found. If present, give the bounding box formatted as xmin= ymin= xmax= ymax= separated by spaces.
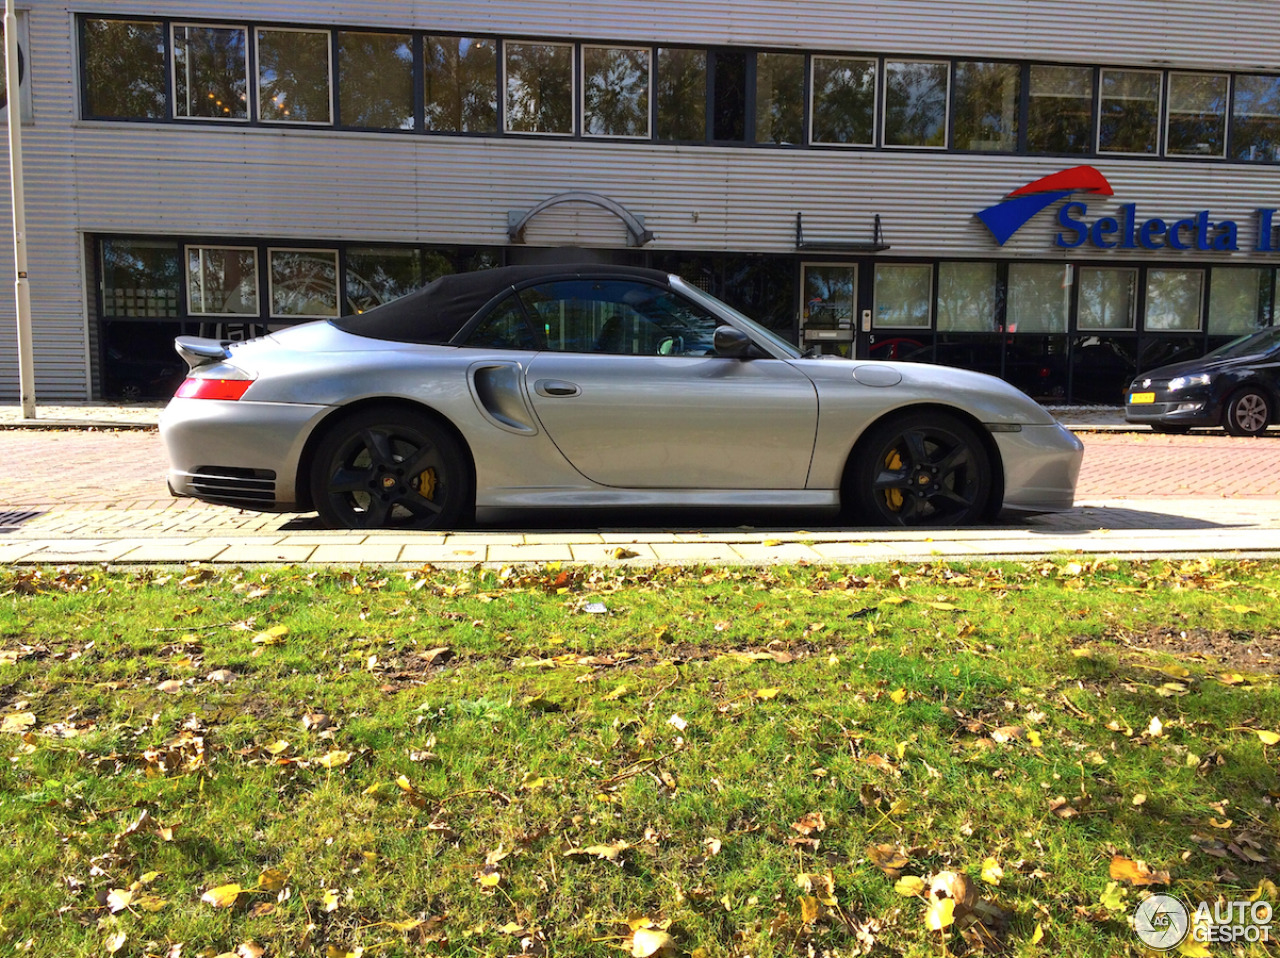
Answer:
xmin=1098 ymin=69 xmax=1160 ymax=154
xmin=257 ymin=28 xmax=332 ymax=123
xmin=269 ymin=249 xmax=339 ymax=318
xmin=656 ymin=48 xmax=706 ymax=141
xmin=172 ymin=23 xmax=249 ymax=120
xmin=952 ymin=61 xmax=1019 ymax=151
xmin=186 ymin=246 xmax=259 ymax=315
xmin=755 ymin=52 xmax=804 ymax=145
xmin=1144 ymin=269 xmax=1204 ymax=331
xmin=425 ymin=36 xmax=498 ymax=133
xmin=1027 ymin=65 xmax=1093 ymax=153
xmin=810 ymin=56 xmax=875 ymax=145
xmin=1231 ymin=75 xmax=1280 ymax=163
xmin=83 ymin=19 xmax=167 ymax=119
xmin=505 ymin=41 xmax=573 ymax=134
xmin=1166 ymin=73 xmax=1227 ymax=156
xmin=339 ymin=32 xmax=413 ymax=129
xmin=883 ymin=60 xmax=948 ymax=147
xmin=101 ymin=239 xmax=180 ymax=318
xmin=583 ymin=46 xmax=650 ymax=138
xmin=344 ymin=247 xmax=423 ymax=314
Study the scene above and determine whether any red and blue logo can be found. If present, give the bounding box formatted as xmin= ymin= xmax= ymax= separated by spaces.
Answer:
xmin=976 ymin=166 xmax=1114 ymax=245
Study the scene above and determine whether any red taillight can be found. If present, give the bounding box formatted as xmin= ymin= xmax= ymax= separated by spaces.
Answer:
xmin=175 ymin=377 xmax=253 ymax=401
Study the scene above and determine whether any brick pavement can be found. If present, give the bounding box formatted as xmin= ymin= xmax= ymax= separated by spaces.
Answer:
xmin=1 ymin=416 xmax=1279 ymax=565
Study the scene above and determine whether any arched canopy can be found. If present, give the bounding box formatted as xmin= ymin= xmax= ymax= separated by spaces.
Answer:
xmin=507 ymin=191 xmax=654 ymax=247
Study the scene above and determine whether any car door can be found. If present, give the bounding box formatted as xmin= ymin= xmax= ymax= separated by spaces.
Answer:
xmin=517 ymin=278 xmax=819 ymax=489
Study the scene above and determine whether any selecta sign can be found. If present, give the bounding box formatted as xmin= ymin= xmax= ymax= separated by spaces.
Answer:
xmin=976 ymin=165 xmax=1280 ymax=253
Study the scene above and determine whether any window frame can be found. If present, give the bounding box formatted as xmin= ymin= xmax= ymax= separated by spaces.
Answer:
xmin=881 ymin=58 xmax=950 ymax=150
xmin=80 ymin=16 xmax=170 ymax=121
xmin=1165 ymin=71 xmax=1229 ymax=159
xmin=169 ymin=21 xmax=252 ymax=123
xmin=267 ymin=247 xmax=341 ymax=319
xmin=254 ymin=26 xmax=335 ymax=126
xmin=808 ymin=54 xmax=878 ymax=147
xmin=1096 ymin=67 xmax=1163 ymax=155
xmin=580 ymin=43 xmax=653 ymax=140
xmin=184 ymin=244 xmax=261 ymax=317
xmin=502 ymin=38 xmax=577 ymax=136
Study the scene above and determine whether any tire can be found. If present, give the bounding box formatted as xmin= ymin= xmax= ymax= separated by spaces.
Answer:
xmin=848 ymin=411 xmax=994 ymax=527
xmin=310 ymin=407 xmax=472 ymax=530
xmin=1223 ymin=388 xmax=1271 ymax=437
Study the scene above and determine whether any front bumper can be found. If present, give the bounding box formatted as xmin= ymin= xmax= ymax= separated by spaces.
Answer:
xmin=992 ymin=422 xmax=1083 ymax=514
xmin=1124 ymin=397 xmax=1218 ymax=427
xmin=160 ymin=397 xmax=330 ymax=511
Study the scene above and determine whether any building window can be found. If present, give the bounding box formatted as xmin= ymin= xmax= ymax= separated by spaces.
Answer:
xmin=425 ymin=36 xmax=498 ymax=133
xmin=82 ymin=19 xmax=167 ymax=120
xmin=883 ymin=60 xmax=948 ymax=148
xmin=338 ymin=32 xmax=414 ymax=130
xmin=101 ymin=240 xmax=180 ymax=318
xmin=186 ymin=246 xmax=259 ymax=315
xmin=345 ymin=247 xmax=423 ymax=314
xmin=802 ymin=263 xmax=858 ymax=328
xmin=1144 ymin=269 xmax=1204 ymax=331
xmin=172 ymin=23 xmax=249 ymax=121
xmin=1231 ymin=74 xmax=1280 ymax=163
xmin=1166 ymin=73 xmax=1228 ymax=156
xmin=711 ymin=49 xmax=748 ymax=142
xmin=952 ymin=61 xmax=1019 ymax=152
xmin=1027 ymin=65 xmax=1093 ymax=153
xmin=1007 ymin=264 xmax=1070 ymax=333
xmin=1077 ymin=267 xmax=1137 ymax=330
xmin=755 ymin=52 xmax=805 ymax=145
xmin=1208 ymin=267 xmax=1273 ymax=335
xmin=504 ymin=41 xmax=574 ymax=135
xmin=257 ymin=28 xmax=332 ymax=124
xmin=269 ymin=249 xmax=339 ymax=318
xmin=874 ymin=264 xmax=933 ymax=327
xmin=809 ymin=56 xmax=875 ymax=146
xmin=937 ymin=262 xmax=998 ymax=332
xmin=1098 ymin=69 xmax=1161 ymax=154
xmin=583 ymin=45 xmax=651 ymax=138
xmin=656 ymin=48 xmax=706 ymax=141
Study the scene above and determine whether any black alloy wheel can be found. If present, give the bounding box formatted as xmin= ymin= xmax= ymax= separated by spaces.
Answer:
xmin=1223 ymin=387 xmax=1272 ymax=437
xmin=310 ymin=407 xmax=471 ymax=530
xmin=849 ymin=412 xmax=994 ymax=526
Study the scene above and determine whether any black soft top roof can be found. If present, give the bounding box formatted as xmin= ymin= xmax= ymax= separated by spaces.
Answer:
xmin=330 ymin=263 xmax=673 ymax=345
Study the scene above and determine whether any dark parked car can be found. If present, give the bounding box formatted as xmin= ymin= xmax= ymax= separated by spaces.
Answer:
xmin=1124 ymin=327 xmax=1280 ymax=436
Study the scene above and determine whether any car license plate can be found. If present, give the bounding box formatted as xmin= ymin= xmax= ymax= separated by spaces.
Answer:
xmin=1129 ymin=392 xmax=1155 ymax=404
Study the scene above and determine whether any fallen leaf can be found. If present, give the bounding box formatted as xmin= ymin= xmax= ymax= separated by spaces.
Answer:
xmin=106 ymin=888 xmax=133 ymax=913
xmin=1256 ymin=730 xmax=1280 ymax=746
xmin=889 ymin=688 xmax=908 ymax=704
xmin=475 ymin=864 xmax=501 ymax=889
xmin=105 ymin=931 xmax=127 ymax=954
xmin=156 ymin=680 xmax=184 ymax=694
xmin=322 ymin=888 xmax=341 ymax=911
xmin=258 ymin=867 xmax=288 ymax=892
xmin=925 ymin=897 xmax=956 ymax=931
xmin=316 ymin=750 xmax=351 ymax=769
xmin=895 ymin=875 xmax=926 ymax=896
xmin=991 ymin=725 xmax=1024 ymax=743
xmin=202 ymin=883 xmax=243 ymax=908
xmin=868 ymin=843 xmax=909 ymax=873
xmin=1 ymin=712 xmax=36 ymax=733
xmin=237 ymin=942 xmax=266 ymax=958
xmin=980 ymin=857 xmax=1003 ymax=885
xmin=756 ymin=687 xmax=780 ymax=700
xmin=1109 ymin=855 xmax=1170 ymax=886
xmin=630 ymin=927 xmax=675 ymax=958
xmin=799 ymin=895 xmax=821 ymax=924
xmin=565 ymin=841 xmax=630 ymax=863
xmin=667 ymin=714 xmax=688 ymax=731
xmin=792 ymin=811 xmax=827 ymax=836
xmin=252 ymin=624 xmax=289 ymax=644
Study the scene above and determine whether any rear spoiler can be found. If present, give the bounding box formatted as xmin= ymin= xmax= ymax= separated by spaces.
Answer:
xmin=175 ymin=335 xmax=231 ymax=371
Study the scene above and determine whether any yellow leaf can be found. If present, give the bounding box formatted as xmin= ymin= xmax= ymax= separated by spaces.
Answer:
xmin=388 ymin=918 xmax=424 ymax=931
xmin=889 ymin=688 xmax=908 ymax=704
xmin=475 ymin=864 xmax=501 ymax=888
xmin=868 ymin=843 xmax=909 ymax=872
xmin=202 ymin=883 xmax=243 ymax=908
xmin=1 ymin=712 xmax=36 ymax=733
xmin=980 ymin=857 xmax=1003 ymax=885
xmin=105 ymin=931 xmax=127 ymax=954
xmin=264 ymin=740 xmax=291 ymax=755
xmin=756 ymin=687 xmax=780 ymax=700
xmin=798 ymin=895 xmax=821 ymax=924
xmin=1132 ymin=793 xmax=1147 ymax=806
xmin=1160 ymin=664 xmax=1191 ymax=679
xmin=258 ymin=867 xmax=288 ymax=892
xmin=1257 ymin=729 xmax=1280 ymax=745
xmin=630 ymin=928 xmax=675 ymax=958
xmin=316 ymin=750 xmax=351 ymax=769
xmin=135 ymin=894 xmax=168 ymax=912
xmin=325 ymin=947 xmax=363 ymax=958
xmin=925 ymin=897 xmax=956 ymax=931
xmin=1218 ymin=672 xmax=1246 ymax=685
xmin=1109 ymin=855 xmax=1170 ymax=886
xmin=895 ymin=875 xmax=926 ymax=896
xmin=252 ymin=624 xmax=289 ymax=644
xmin=1030 ymin=922 xmax=1044 ymax=945
xmin=1250 ymin=878 xmax=1279 ymax=903
xmin=322 ymin=888 xmax=341 ymax=911
xmin=1147 ymin=716 xmax=1164 ymax=737
xmin=1026 ymin=729 xmax=1044 ymax=748
xmin=1177 ymin=934 xmax=1212 ymax=958
xmin=928 ymin=602 xmax=960 ymax=611
xmin=106 ymin=888 xmax=133 ymax=913
xmin=1226 ymin=604 xmax=1260 ymax=614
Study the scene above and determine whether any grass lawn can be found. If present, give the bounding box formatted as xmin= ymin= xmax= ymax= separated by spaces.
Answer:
xmin=1 ymin=559 xmax=1277 ymax=958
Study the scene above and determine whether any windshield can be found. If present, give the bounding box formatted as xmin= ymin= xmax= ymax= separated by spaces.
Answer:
xmin=671 ymin=277 xmax=803 ymax=359
xmin=1205 ymin=326 xmax=1280 ymax=360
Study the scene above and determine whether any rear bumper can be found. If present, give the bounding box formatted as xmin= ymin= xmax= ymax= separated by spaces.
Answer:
xmin=160 ymin=398 xmax=329 ymax=511
xmin=992 ymin=422 xmax=1083 ymax=514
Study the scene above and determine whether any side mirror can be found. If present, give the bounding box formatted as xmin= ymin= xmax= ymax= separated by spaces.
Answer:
xmin=713 ymin=326 xmax=752 ymax=359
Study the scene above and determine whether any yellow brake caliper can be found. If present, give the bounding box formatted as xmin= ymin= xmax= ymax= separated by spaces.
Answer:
xmin=417 ymin=467 xmax=438 ymax=500
xmin=884 ymin=449 xmax=904 ymax=511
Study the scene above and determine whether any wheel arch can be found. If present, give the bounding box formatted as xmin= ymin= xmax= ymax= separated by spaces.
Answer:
xmin=294 ymin=397 xmax=476 ymax=514
xmin=838 ymin=403 xmax=1006 ymax=521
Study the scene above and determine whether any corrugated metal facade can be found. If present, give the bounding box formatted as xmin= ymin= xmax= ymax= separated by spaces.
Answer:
xmin=2 ymin=0 xmax=1280 ymax=398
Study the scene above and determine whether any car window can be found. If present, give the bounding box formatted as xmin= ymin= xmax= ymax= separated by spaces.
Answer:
xmin=463 ymin=297 xmax=539 ymax=350
xmin=516 ymin=280 xmax=720 ymax=356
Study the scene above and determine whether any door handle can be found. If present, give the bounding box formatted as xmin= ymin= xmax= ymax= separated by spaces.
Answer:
xmin=534 ymin=379 xmax=581 ymax=398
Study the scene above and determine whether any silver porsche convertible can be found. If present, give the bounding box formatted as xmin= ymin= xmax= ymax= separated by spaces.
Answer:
xmin=161 ymin=264 xmax=1082 ymax=529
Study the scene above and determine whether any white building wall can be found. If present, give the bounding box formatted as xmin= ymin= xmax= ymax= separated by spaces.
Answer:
xmin=3 ymin=0 xmax=1280 ymax=397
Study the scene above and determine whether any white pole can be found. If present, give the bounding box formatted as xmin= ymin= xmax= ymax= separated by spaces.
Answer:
xmin=4 ymin=0 xmax=34 ymax=418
